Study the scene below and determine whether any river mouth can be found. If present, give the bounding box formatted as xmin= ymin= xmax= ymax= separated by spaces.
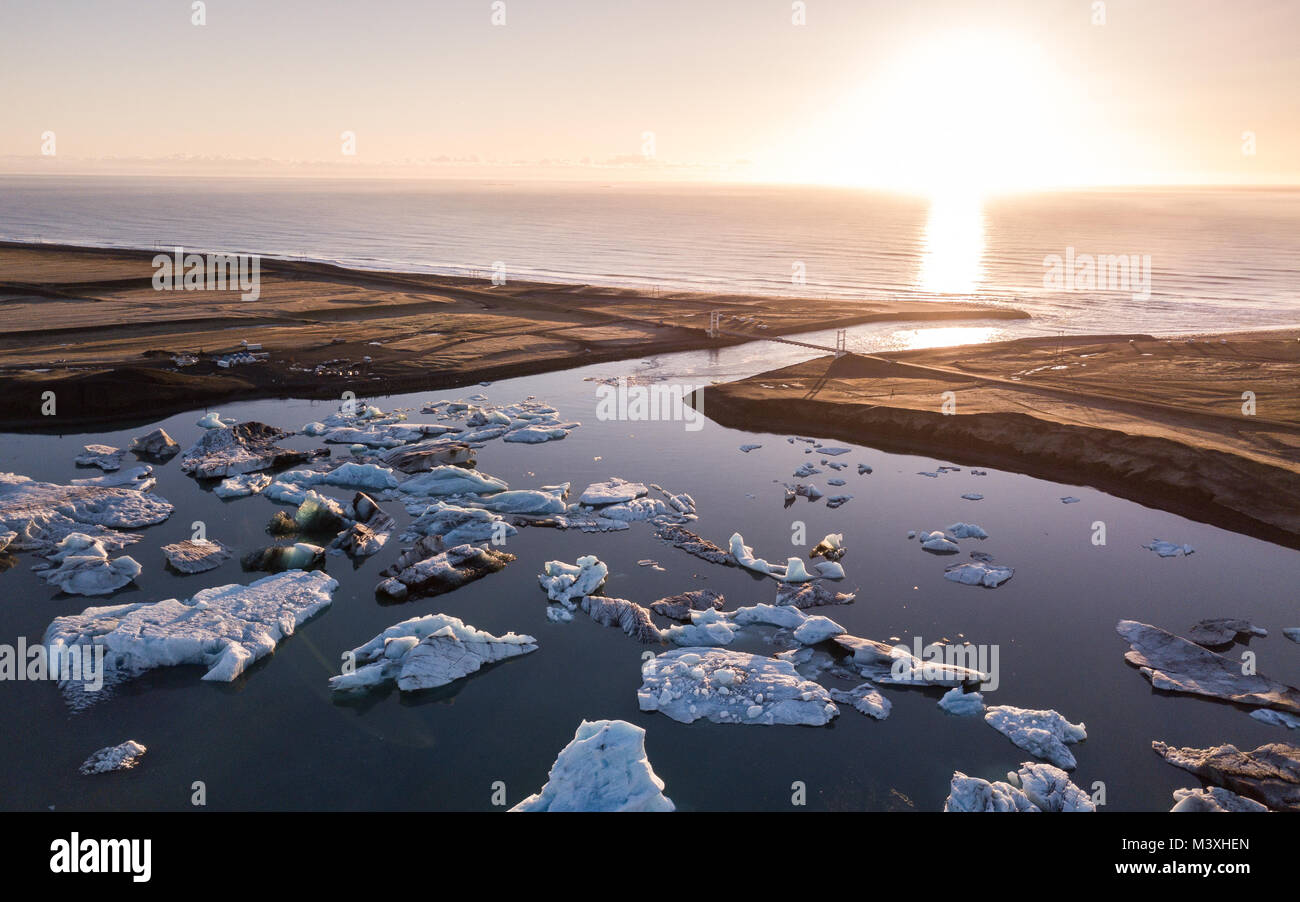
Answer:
xmin=2 ymin=338 xmax=1297 ymax=812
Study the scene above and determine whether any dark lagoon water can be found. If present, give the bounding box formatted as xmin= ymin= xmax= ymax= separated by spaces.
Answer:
xmin=2 ymin=332 xmax=1297 ymax=812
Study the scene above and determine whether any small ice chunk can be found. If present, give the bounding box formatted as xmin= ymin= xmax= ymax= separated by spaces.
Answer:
xmin=984 ymin=706 xmax=1087 ymax=770
xmin=938 ymin=687 xmax=985 ymax=715
xmin=79 ymin=740 xmax=147 ymax=775
xmin=75 ymin=444 xmax=125 ymax=472
xmin=792 ymin=615 xmax=845 ymax=645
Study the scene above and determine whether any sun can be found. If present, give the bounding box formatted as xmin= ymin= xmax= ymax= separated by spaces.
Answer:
xmin=804 ymin=29 xmax=1073 ymax=196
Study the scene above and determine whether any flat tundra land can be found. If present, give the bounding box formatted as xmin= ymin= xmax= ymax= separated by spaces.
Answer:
xmin=0 ymin=242 xmax=1023 ymax=427
xmin=704 ymin=333 xmax=1300 ymax=546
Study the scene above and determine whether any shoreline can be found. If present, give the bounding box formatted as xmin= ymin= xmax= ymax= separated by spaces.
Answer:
xmin=0 ymin=240 xmax=1026 ymax=430
xmin=701 ymin=336 xmax=1300 ymax=549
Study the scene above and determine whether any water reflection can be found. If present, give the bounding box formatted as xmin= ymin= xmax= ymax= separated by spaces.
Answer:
xmin=887 ymin=325 xmax=1004 ymax=350
xmin=919 ymin=192 xmax=985 ymax=295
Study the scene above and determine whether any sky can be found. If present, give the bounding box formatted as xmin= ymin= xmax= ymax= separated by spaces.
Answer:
xmin=2 ymin=0 xmax=1297 ymax=191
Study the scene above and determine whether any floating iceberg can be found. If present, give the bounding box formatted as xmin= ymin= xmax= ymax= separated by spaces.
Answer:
xmin=984 ymin=706 xmax=1087 ymax=770
xmin=162 ymin=539 xmax=232 ymax=574
xmin=45 ymin=570 xmax=339 ymax=687
xmin=503 ymin=424 xmax=569 ymax=443
xmin=1153 ymin=740 xmax=1299 ymax=811
xmin=1117 ymin=620 xmax=1300 ymax=716
xmin=739 ymin=444 xmax=762 ymax=453
xmin=70 ymin=465 xmax=155 ymax=492
xmin=833 ymin=635 xmax=988 ymax=687
xmin=329 ymin=612 xmax=537 ymax=693
xmin=40 ymin=533 xmax=141 ymax=596
xmin=774 ymin=582 xmax=855 ymax=609
xmin=1187 ymin=618 xmax=1267 ymax=646
xmin=400 ymin=465 xmax=509 ymax=497
xmin=538 ymin=555 xmax=608 ymax=609
xmin=379 ymin=440 xmax=475 ymax=473
xmin=403 ymin=503 xmax=515 ymax=546
xmin=938 ymin=687 xmax=985 ymax=715
xmin=129 ymin=428 xmax=180 ymax=460
xmin=730 ymin=604 xmax=807 ymax=630
xmin=180 ymin=422 xmax=311 ymax=478
xmin=582 ymin=596 xmax=662 ymax=643
xmin=1170 ymin=786 xmax=1269 ymax=812
xmin=329 ymin=493 xmax=393 ymax=558
xmin=579 ymin=478 xmax=648 ymax=506
xmin=240 ymin=542 xmax=325 ymax=573
xmin=944 ymin=561 xmax=1014 ymax=588
xmin=919 ymin=531 xmax=960 ymax=554
xmin=376 ymin=540 xmax=514 ymax=601
xmin=792 ymin=615 xmax=845 ymax=644
xmin=472 ymin=484 xmax=568 ymax=515
xmin=827 ymin=682 xmax=891 ymax=719
xmin=213 ymin=472 xmax=272 ymax=498
xmin=946 ymin=763 xmax=1094 ymax=812
xmin=649 ymin=589 xmax=725 ymax=621
xmin=1144 ymin=538 xmax=1194 ymax=557
xmin=945 ymin=522 xmax=988 ymax=540
xmin=0 ymin=472 xmax=173 ymax=554
xmin=639 ymin=648 xmax=838 ymax=726
xmin=510 ymin=720 xmax=674 ymax=812
xmin=80 ymin=740 xmax=147 ymax=775
xmin=663 ymin=608 xmax=736 ymax=647
xmin=75 ymin=444 xmax=125 ymax=472
xmin=654 ymin=524 xmax=733 ymax=566
xmin=196 ymin=411 xmax=232 ymax=429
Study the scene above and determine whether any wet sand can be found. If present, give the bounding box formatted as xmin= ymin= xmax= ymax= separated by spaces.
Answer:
xmin=702 ymin=332 xmax=1300 ymax=547
xmin=0 ymin=242 xmax=1025 ymax=429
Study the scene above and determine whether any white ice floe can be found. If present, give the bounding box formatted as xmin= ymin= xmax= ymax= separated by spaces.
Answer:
xmin=45 ymin=570 xmax=338 ymax=686
xmin=74 ymin=444 xmax=125 ymax=472
xmin=40 ymin=533 xmax=142 ymax=596
xmin=1144 ymin=539 xmax=1194 ymax=557
xmin=1060 ymin=496 xmax=1080 ymax=504
xmin=1249 ymin=709 xmax=1300 ymax=729
xmin=70 ymin=466 xmax=155 ymax=492
xmin=162 ymin=539 xmax=232 ymax=574
xmin=402 ymin=503 xmax=516 ymax=546
xmin=944 ymin=561 xmax=1015 ymax=588
xmin=538 ymin=555 xmax=609 ymax=609
xmin=817 ymin=447 xmax=851 ymax=456
xmin=730 ymin=604 xmax=807 ymax=630
xmin=181 ymin=422 xmax=311 ymax=478
xmin=833 ymin=635 xmax=988 ymax=687
xmin=739 ymin=444 xmax=762 ymax=453
xmin=0 ymin=472 xmax=173 ymax=554
xmin=792 ymin=615 xmax=846 ymax=644
xmin=945 ymin=522 xmax=988 ymax=539
xmin=503 ymin=424 xmax=569 ymax=443
xmin=1188 ymin=618 xmax=1268 ymax=646
xmin=472 ymin=483 xmax=568 ymax=515
xmin=80 ymin=740 xmax=147 ymax=775
xmin=638 ymin=648 xmax=839 ymax=726
xmin=322 ymin=422 xmax=456 ymax=448
xmin=400 ymin=465 xmax=509 ymax=497
xmin=828 ymin=682 xmax=891 ymax=719
xmin=938 ymin=688 xmax=986 ymax=715
xmin=273 ymin=462 xmax=399 ymax=492
xmin=1285 ymin=628 xmax=1300 ymax=644
xmin=945 ymin=762 xmax=1094 ymax=812
xmin=793 ymin=463 xmax=821 ymax=478
xmin=510 ymin=720 xmax=674 ymax=812
xmin=919 ymin=531 xmax=960 ymax=554
xmin=1170 ymin=786 xmax=1269 ymax=812
xmin=329 ymin=612 xmax=537 ymax=693
xmin=213 ymin=472 xmax=272 ymax=498
xmin=984 ymin=706 xmax=1087 ymax=770
xmin=663 ymin=608 xmax=737 ymax=647
xmin=578 ymin=478 xmax=648 ymax=506
xmin=961 ymin=493 xmax=984 ymax=501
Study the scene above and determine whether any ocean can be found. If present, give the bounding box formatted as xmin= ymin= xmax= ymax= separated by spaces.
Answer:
xmin=2 ymin=175 xmax=1298 ymax=337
